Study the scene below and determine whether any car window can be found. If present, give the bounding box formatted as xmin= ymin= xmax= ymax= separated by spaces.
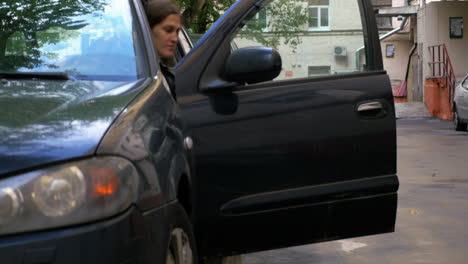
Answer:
xmin=178 ymin=30 xmax=193 ymax=56
xmin=187 ymin=32 xmax=203 ymax=46
xmin=1 ymin=0 xmax=144 ymax=81
xmin=231 ymin=0 xmax=368 ymax=81
xmin=174 ymin=29 xmax=193 ymax=62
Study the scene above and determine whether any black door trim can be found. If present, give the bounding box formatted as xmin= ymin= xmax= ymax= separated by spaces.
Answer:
xmin=220 ymin=175 xmax=398 ymax=216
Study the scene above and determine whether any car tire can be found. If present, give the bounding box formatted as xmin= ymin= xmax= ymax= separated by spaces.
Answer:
xmin=166 ymin=203 xmax=197 ymax=264
xmin=454 ymin=107 xmax=467 ymax=131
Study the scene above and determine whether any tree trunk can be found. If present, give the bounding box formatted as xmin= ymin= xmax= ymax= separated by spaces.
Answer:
xmin=195 ymin=5 xmax=209 ymax=33
xmin=181 ymin=0 xmax=207 ymax=32
xmin=0 ymin=34 xmax=8 ymax=59
xmin=196 ymin=0 xmax=205 ymax=10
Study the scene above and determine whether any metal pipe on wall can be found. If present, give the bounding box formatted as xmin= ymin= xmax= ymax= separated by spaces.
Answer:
xmin=355 ymin=16 xmax=410 ymax=71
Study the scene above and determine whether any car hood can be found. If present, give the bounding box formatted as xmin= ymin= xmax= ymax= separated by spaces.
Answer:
xmin=0 ymin=78 xmax=144 ymax=175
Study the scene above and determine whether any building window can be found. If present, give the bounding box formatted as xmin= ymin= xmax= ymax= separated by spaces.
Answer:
xmin=378 ymin=16 xmax=393 ymax=29
xmin=371 ymin=0 xmax=393 ymax=30
xmin=308 ymin=66 xmax=331 ymax=77
xmin=374 ymin=6 xmax=393 ymax=30
xmin=308 ymin=0 xmax=329 ymax=31
xmin=247 ymin=8 xmax=268 ymax=32
xmin=258 ymin=9 xmax=269 ymax=32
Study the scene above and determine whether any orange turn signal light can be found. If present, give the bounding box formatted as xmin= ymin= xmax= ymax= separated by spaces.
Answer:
xmin=89 ymin=167 xmax=119 ymax=198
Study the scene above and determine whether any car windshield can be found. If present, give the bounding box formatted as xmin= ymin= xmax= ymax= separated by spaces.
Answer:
xmin=0 ymin=0 xmax=143 ymax=81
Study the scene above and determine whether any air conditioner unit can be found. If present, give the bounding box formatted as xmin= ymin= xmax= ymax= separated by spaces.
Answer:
xmin=334 ymin=46 xmax=347 ymax=57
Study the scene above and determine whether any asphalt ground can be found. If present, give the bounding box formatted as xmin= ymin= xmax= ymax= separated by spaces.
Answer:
xmin=395 ymin=102 xmax=431 ymax=119
xmin=243 ymin=104 xmax=468 ymax=264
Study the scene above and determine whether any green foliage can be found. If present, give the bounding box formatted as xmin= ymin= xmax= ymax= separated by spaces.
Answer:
xmin=241 ymin=0 xmax=308 ymax=52
xmin=176 ymin=0 xmax=235 ymax=33
xmin=176 ymin=0 xmax=308 ymax=52
xmin=0 ymin=0 xmax=106 ymax=70
xmin=0 ymin=0 xmax=106 ymax=34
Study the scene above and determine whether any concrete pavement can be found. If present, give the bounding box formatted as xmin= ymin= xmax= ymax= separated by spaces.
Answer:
xmin=395 ymin=101 xmax=431 ymax=119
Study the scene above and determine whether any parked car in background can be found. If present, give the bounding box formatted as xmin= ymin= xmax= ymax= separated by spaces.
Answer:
xmin=0 ymin=0 xmax=398 ymax=263
xmin=454 ymin=74 xmax=468 ymax=131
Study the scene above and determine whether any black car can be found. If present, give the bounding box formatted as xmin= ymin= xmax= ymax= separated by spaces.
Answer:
xmin=0 ymin=0 xmax=398 ymax=263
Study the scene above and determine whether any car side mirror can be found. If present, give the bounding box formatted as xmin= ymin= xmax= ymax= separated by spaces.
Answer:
xmin=222 ymin=47 xmax=282 ymax=84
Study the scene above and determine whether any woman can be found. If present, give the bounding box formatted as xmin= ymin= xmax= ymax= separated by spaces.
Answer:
xmin=144 ymin=0 xmax=182 ymax=99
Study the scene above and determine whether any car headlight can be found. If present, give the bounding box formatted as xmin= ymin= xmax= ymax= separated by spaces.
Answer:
xmin=0 ymin=156 xmax=139 ymax=236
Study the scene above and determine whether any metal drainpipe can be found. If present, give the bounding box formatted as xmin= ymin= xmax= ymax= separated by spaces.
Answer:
xmin=355 ymin=16 xmax=409 ymax=71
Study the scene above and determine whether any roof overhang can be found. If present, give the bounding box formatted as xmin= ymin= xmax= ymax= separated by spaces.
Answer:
xmin=377 ymin=6 xmax=418 ymax=17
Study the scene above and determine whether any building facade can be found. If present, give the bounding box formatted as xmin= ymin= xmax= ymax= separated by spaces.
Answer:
xmin=232 ymin=0 xmax=370 ymax=81
xmin=377 ymin=0 xmax=468 ymax=103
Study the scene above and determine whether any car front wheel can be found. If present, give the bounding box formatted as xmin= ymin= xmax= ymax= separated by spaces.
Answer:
xmin=166 ymin=204 xmax=197 ymax=264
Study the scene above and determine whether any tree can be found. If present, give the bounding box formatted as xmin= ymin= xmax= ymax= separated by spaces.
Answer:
xmin=240 ymin=0 xmax=308 ymax=52
xmin=0 ymin=0 xmax=106 ymax=70
xmin=176 ymin=0 xmax=308 ymax=52
xmin=177 ymin=0 xmax=235 ymax=33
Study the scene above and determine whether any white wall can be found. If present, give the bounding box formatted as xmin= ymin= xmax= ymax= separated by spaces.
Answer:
xmin=234 ymin=0 xmax=366 ymax=80
xmin=424 ymin=1 xmax=468 ymax=79
xmin=235 ymin=33 xmax=365 ymax=80
xmin=381 ymin=39 xmax=413 ymax=85
xmin=393 ymin=0 xmax=406 ymax=6
xmin=425 ymin=0 xmax=468 ymax=2
xmin=330 ymin=0 xmax=362 ymax=30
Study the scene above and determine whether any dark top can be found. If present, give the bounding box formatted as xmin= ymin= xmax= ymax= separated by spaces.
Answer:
xmin=160 ymin=62 xmax=176 ymax=100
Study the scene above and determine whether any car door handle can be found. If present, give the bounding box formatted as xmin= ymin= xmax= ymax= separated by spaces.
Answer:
xmin=357 ymin=102 xmax=383 ymax=112
xmin=356 ymin=101 xmax=386 ymax=118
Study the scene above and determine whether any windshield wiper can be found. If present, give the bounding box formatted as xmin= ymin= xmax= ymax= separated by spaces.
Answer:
xmin=0 ymin=72 xmax=75 ymax=81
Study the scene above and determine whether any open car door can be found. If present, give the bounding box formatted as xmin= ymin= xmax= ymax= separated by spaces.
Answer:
xmin=175 ymin=0 xmax=398 ymax=257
